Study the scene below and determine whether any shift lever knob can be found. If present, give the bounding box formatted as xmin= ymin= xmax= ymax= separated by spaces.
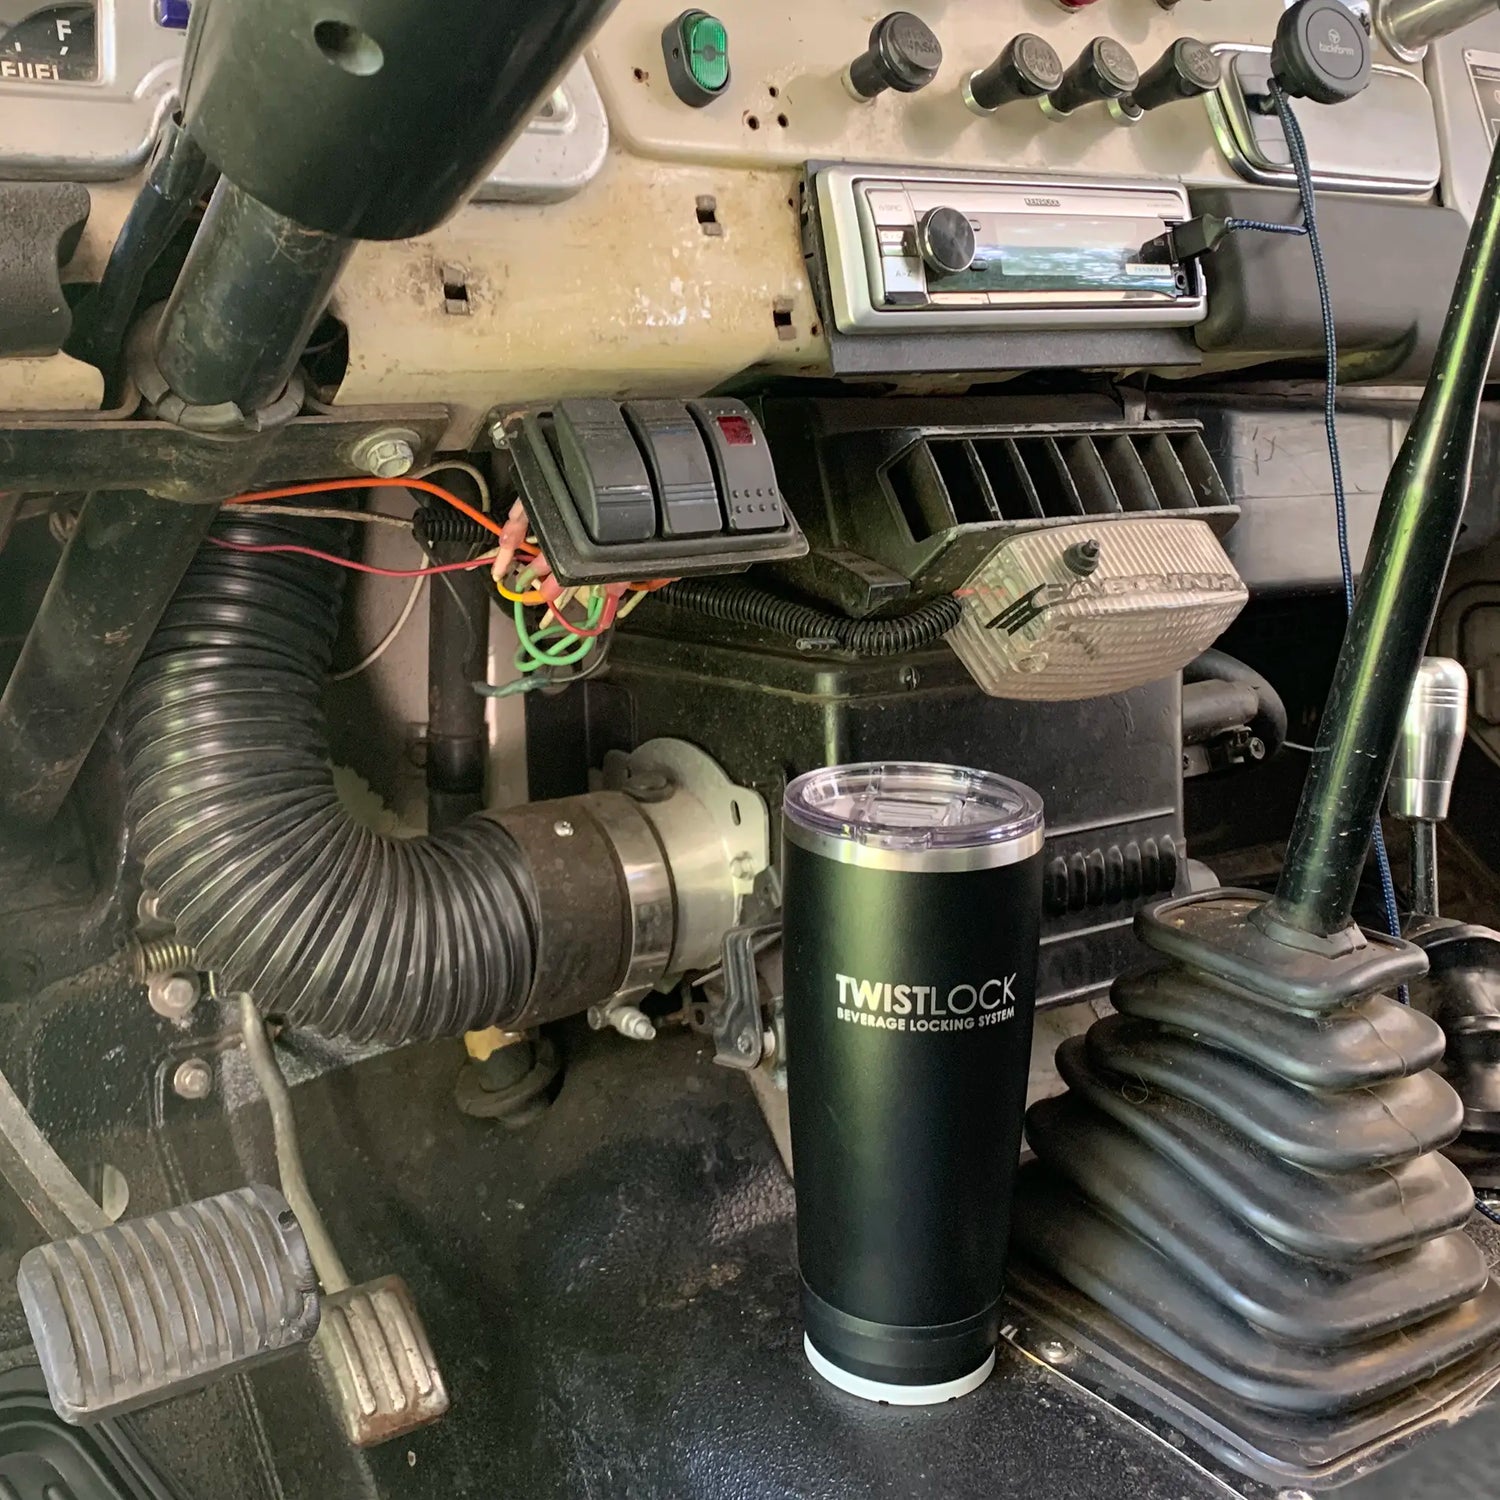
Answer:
xmin=1388 ymin=657 xmax=1468 ymax=824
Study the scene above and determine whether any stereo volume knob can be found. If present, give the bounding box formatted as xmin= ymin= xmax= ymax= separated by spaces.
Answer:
xmin=916 ymin=207 xmax=976 ymax=276
xmin=966 ymin=34 xmax=1064 ymax=113
xmin=843 ymin=12 xmax=943 ymax=101
xmin=1117 ymin=37 xmax=1222 ymax=116
xmin=1041 ymin=37 xmax=1138 ymax=118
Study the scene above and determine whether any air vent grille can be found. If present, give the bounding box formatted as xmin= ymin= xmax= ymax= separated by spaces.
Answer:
xmin=887 ymin=429 xmax=1230 ymax=543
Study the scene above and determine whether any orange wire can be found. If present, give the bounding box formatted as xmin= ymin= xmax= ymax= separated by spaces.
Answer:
xmin=224 ymin=476 xmax=538 ymax=550
xmin=225 ymin=478 xmax=670 ymax=598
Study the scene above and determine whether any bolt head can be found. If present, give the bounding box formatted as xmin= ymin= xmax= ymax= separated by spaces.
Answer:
xmin=1038 ymin=1338 xmax=1070 ymax=1364
xmin=488 ymin=419 xmax=510 ymax=449
xmin=729 ymin=854 xmax=754 ymax=880
xmin=553 ymin=819 xmax=575 ymax=838
xmin=735 ymin=1028 xmax=757 ymax=1056
xmin=172 ymin=1057 xmax=213 ymax=1100
xmin=353 ymin=431 xmax=417 ymax=479
xmin=148 ymin=973 xmax=199 ymax=1020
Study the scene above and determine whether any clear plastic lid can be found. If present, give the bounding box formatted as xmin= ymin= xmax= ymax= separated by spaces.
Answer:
xmin=784 ymin=762 xmax=1043 ymax=856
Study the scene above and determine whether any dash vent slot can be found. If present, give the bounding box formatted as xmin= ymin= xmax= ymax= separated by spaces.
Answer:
xmin=888 ymin=428 xmax=1225 ymax=539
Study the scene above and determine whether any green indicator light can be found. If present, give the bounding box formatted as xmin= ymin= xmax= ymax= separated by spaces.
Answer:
xmin=664 ymin=9 xmax=729 ymax=106
xmin=685 ymin=14 xmax=729 ymax=93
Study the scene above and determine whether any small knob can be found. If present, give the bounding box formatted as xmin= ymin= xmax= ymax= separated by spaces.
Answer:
xmin=965 ymin=34 xmax=1064 ymax=114
xmin=1118 ymin=37 xmax=1222 ymax=115
xmin=843 ymin=12 xmax=943 ymax=101
xmin=1270 ymin=0 xmax=1370 ymax=105
xmin=1041 ymin=37 xmax=1138 ymax=118
xmin=916 ymin=206 xmax=976 ymax=275
xmin=1389 ymin=657 xmax=1469 ymax=824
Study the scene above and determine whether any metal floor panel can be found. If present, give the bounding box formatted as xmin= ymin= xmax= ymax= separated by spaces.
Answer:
xmin=5 ymin=979 xmax=1500 ymax=1496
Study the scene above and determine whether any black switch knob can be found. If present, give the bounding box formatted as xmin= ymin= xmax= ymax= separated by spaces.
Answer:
xmin=1270 ymin=0 xmax=1370 ymax=104
xmin=843 ymin=12 xmax=943 ymax=101
xmin=1041 ymin=37 xmax=1138 ymax=118
xmin=916 ymin=206 xmax=976 ymax=275
xmin=1117 ymin=37 xmax=1222 ymax=116
xmin=965 ymin=34 xmax=1064 ymax=113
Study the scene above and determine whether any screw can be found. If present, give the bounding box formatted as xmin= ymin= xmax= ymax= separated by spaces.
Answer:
xmin=609 ymin=1006 xmax=657 ymax=1042
xmin=352 ymin=430 xmax=416 ymax=479
xmin=735 ymin=1027 xmax=757 ymax=1056
xmin=1038 ymin=1338 xmax=1070 ymax=1364
xmin=172 ymin=1057 xmax=213 ymax=1100
xmin=553 ymin=819 xmax=575 ymax=838
xmin=1063 ymin=539 xmax=1101 ymax=578
xmin=148 ymin=972 xmax=200 ymax=1021
xmin=899 ymin=665 xmax=920 ymax=690
xmin=488 ymin=418 xmax=510 ymax=449
xmin=729 ymin=854 xmax=755 ymax=880
xmin=1249 ymin=735 xmax=1266 ymax=760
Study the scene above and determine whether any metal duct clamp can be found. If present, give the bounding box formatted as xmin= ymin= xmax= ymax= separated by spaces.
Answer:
xmin=493 ymin=740 xmax=771 ymax=1039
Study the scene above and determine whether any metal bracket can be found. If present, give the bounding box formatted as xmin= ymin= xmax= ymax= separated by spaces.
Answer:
xmin=702 ymin=924 xmax=780 ymax=1071
xmin=0 ymin=404 xmax=452 ymax=500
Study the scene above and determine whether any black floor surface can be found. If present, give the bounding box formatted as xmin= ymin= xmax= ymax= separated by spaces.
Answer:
xmin=4 ymin=988 xmax=1500 ymax=1499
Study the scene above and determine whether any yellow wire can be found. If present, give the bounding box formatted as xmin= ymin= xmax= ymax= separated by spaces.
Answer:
xmin=495 ymin=578 xmax=548 ymax=604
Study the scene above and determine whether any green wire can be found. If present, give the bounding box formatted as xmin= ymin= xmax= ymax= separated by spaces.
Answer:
xmin=512 ymin=590 xmax=603 ymax=672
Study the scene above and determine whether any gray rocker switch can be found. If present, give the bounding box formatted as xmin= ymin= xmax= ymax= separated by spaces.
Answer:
xmin=552 ymin=399 xmax=657 ymax=543
xmin=624 ymin=399 xmax=725 ymax=536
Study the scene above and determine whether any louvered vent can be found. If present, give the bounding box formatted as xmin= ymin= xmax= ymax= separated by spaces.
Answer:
xmin=885 ymin=429 xmax=1231 ymax=542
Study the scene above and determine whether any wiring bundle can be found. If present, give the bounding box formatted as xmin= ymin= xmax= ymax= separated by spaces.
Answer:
xmin=214 ymin=468 xmax=671 ymax=697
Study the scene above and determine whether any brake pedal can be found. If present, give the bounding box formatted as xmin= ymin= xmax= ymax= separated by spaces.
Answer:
xmin=318 ymin=1274 xmax=450 ymax=1446
xmin=18 ymin=1184 xmax=320 ymax=1424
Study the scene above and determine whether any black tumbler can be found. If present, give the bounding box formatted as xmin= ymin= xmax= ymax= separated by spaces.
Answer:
xmin=783 ymin=761 xmax=1044 ymax=1404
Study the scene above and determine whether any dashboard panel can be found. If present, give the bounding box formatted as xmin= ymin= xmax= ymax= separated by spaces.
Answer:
xmin=0 ymin=2 xmax=608 ymax=198
xmin=1 ymin=0 xmax=1498 ymax=439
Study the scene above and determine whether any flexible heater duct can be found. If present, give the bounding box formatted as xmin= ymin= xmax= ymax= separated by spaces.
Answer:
xmin=121 ymin=515 xmax=536 ymax=1042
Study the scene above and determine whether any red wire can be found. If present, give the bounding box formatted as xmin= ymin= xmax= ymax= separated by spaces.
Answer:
xmin=545 ymin=594 xmax=620 ymax=639
xmin=205 ymin=535 xmax=495 ymax=578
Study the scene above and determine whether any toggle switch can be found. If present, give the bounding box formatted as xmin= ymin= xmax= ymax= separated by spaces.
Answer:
xmin=843 ymin=12 xmax=943 ymax=102
xmin=965 ymin=34 xmax=1064 ymax=114
xmin=1040 ymin=38 xmax=1138 ymax=119
xmin=1109 ymin=38 xmax=1222 ymax=122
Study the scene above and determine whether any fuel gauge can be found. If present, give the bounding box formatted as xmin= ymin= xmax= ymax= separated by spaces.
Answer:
xmin=0 ymin=3 xmax=96 ymax=84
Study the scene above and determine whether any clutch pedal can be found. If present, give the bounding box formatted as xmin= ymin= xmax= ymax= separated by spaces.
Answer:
xmin=18 ymin=1184 xmax=320 ymax=1424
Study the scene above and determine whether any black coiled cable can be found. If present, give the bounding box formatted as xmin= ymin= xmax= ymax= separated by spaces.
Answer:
xmin=412 ymin=506 xmax=493 ymax=550
xmin=658 ymin=578 xmax=962 ymax=657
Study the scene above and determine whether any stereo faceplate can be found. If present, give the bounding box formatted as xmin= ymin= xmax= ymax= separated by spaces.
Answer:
xmin=816 ymin=166 xmax=1206 ymax=335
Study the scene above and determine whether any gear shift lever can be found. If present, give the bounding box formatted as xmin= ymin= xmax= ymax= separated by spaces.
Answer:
xmin=1387 ymin=656 xmax=1469 ymax=920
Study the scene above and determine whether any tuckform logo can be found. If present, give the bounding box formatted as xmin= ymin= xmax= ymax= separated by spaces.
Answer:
xmin=1024 ymin=196 xmax=1063 ymax=208
xmin=1318 ymin=24 xmax=1358 ymax=55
